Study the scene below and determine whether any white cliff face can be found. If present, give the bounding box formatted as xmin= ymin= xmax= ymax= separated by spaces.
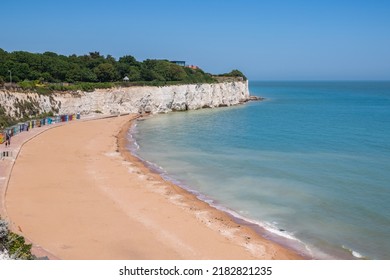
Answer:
xmin=0 ymin=81 xmax=250 ymax=118
xmin=0 ymin=91 xmax=59 ymax=118
xmin=55 ymin=81 xmax=250 ymax=115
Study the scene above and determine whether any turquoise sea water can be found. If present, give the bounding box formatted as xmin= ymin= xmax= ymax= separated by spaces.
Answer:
xmin=130 ymin=81 xmax=390 ymax=259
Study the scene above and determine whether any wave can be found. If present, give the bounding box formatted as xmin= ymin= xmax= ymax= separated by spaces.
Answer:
xmin=342 ymin=245 xmax=366 ymax=259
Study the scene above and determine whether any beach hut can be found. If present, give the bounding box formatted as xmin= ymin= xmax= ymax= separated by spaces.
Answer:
xmin=76 ymin=112 xmax=80 ymax=120
xmin=0 ymin=131 xmax=4 ymax=144
xmin=11 ymin=125 xmax=19 ymax=136
xmin=17 ymin=123 xmax=25 ymax=132
xmin=47 ymin=117 xmax=52 ymax=125
xmin=24 ymin=122 xmax=29 ymax=131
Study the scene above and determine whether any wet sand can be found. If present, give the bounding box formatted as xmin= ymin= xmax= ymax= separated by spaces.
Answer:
xmin=5 ymin=114 xmax=302 ymax=259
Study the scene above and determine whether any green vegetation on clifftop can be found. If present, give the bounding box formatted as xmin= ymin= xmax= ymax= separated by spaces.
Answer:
xmin=0 ymin=49 xmax=217 ymax=88
xmin=217 ymin=69 xmax=247 ymax=81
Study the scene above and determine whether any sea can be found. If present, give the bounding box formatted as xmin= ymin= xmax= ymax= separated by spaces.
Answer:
xmin=128 ymin=81 xmax=390 ymax=260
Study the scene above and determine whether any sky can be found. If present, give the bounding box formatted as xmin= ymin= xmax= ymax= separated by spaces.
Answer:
xmin=1 ymin=0 xmax=390 ymax=80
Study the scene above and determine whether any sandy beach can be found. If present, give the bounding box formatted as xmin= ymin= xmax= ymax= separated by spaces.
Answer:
xmin=5 ymin=114 xmax=302 ymax=260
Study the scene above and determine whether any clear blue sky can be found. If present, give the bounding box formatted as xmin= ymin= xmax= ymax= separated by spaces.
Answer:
xmin=1 ymin=0 xmax=390 ymax=80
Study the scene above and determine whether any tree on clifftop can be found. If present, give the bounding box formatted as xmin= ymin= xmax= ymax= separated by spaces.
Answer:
xmin=94 ymin=63 xmax=117 ymax=82
xmin=0 ymin=49 xmax=248 ymax=87
xmin=219 ymin=69 xmax=247 ymax=81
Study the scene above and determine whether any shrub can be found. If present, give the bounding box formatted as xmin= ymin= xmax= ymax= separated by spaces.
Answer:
xmin=0 ymin=218 xmax=34 ymax=260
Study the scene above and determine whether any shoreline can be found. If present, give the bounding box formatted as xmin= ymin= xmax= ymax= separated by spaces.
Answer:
xmin=118 ymin=116 xmax=304 ymax=260
xmin=126 ymin=117 xmax=311 ymax=259
xmin=5 ymin=114 xmax=302 ymax=259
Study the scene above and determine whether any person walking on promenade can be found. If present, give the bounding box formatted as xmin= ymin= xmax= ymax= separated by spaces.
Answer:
xmin=5 ymin=131 xmax=11 ymax=147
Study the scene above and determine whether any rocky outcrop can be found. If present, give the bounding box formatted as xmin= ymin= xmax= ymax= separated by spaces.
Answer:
xmin=247 ymin=95 xmax=264 ymax=101
xmin=0 ymin=81 xmax=250 ymax=118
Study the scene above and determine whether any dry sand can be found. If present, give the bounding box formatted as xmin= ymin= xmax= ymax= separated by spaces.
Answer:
xmin=5 ymin=114 xmax=302 ymax=259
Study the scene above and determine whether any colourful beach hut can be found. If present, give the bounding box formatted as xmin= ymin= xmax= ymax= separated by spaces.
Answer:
xmin=11 ymin=125 xmax=19 ymax=136
xmin=18 ymin=122 xmax=28 ymax=132
xmin=0 ymin=131 xmax=5 ymax=144
xmin=24 ymin=122 xmax=30 ymax=131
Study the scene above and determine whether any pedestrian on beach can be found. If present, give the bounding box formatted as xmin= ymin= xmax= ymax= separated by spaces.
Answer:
xmin=5 ymin=131 xmax=11 ymax=147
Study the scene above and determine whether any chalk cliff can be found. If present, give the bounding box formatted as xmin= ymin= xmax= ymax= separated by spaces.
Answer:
xmin=56 ymin=81 xmax=250 ymax=115
xmin=0 ymin=91 xmax=59 ymax=119
xmin=0 ymin=81 xmax=250 ymax=119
